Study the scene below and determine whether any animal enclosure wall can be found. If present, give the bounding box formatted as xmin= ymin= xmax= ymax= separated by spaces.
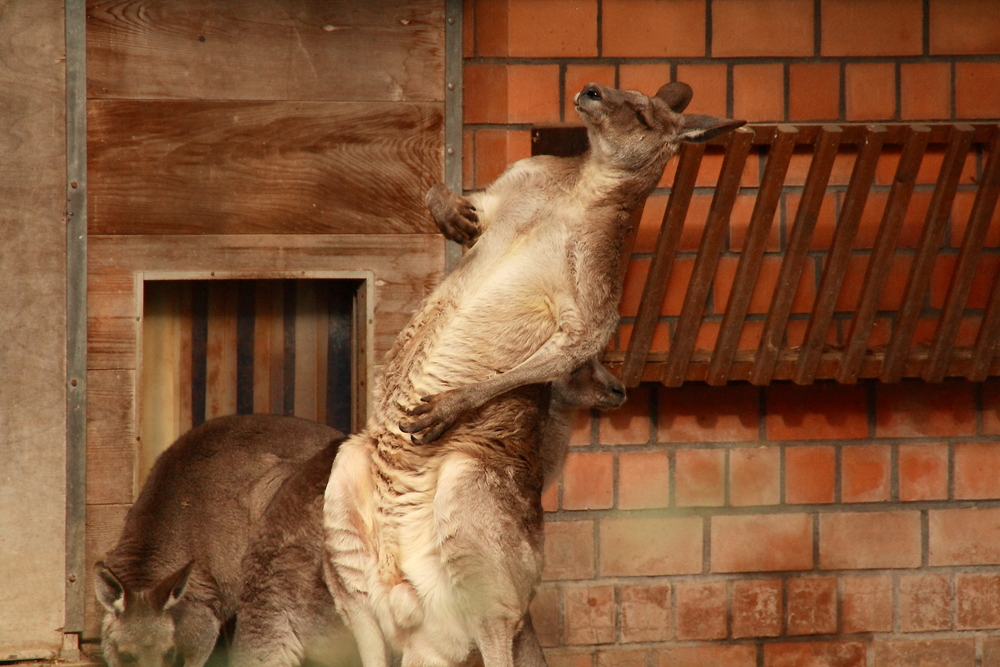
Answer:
xmin=84 ymin=0 xmax=448 ymax=639
xmin=464 ymin=1 xmax=1000 ymax=664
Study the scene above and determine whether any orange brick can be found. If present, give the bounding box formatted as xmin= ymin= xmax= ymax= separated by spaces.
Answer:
xmin=602 ymin=0 xmax=706 ymax=57
xmin=677 ymin=196 xmax=711 ymax=251
xmin=931 ymin=508 xmax=1000 ymax=566
xmin=766 ymin=382 xmax=869 ymax=441
xmin=618 ymin=64 xmax=672 ymax=97
xmin=956 ymin=572 xmax=1000 ymax=629
xmin=598 ymin=385 xmax=650 ymax=445
xmin=675 ymin=581 xmax=727 ymax=640
xmin=841 ymin=444 xmax=891 ymax=503
xmin=657 ymin=383 xmax=760 ymax=443
xmin=675 ymin=448 xmax=724 ymax=507
xmin=545 ymin=649 xmax=595 ymax=667
xmin=845 ymin=62 xmax=897 ymax=121
xmin=714 ymin=255 xmax=816 ymax=316
xmin=987 ymin=636 xmax=1000 ymax=667
xmin=713 ymin=0 xmax=813 ymax=56
xmin=730 ymin=446 xmax=780 ymax=506
xmin=875 ymin=148 xmax=978 ymax=187
xmin=507 ymin=65 xmax=561 ymax=123
xmin=900 ymin=63 xmax=952 ymax=120
xmin=984 ymin=378 xmax=1000 ymax=434
xmin=541 ymin=480 xmax=559 ymax=512
xmin=763 ymin=642 xmax=866 ymax=667
xmin=733 ymin=63 xmax=785 ymax=122
xmin=732 ymin=578 xmax=783 ymax=638
xmin=600 ymin=516 xmax=703 ymax=576
xmin=875 ymin=379 xmax=976 ymax=438
xmin=464 ymin=63 xmax=508 ymax=124
xmin=695 ymin=148 xmax=760 ymax=188
xmin=930 ymin=0 xmax=1000 ymax=55
xmin=564 ymin=65 xmax=616 ymax=122
xmin=474 ymin=0 xmax=507 ymax=56
xmin=954 ymin=443 xmax=1000 ymax=500
xmin=788 ymin=62 xmax=841 ymax=121
xmin=855 ymin=190 xmax=889 ymax=248
xmin=835 ymin=255 xmax=871 ymax=313
xmin=676 ymin=64 xmax=728 ymax=117
xmin=898 ymin=443 xmax=949 ymax=502
xmin=474 ymin=129 xmax=509 ymax=187
xmin=617 ymin=451 xmax=670 ymax=510
xmin=956 ymin=62 xmax=1000 ymax=119
xmin=562 ymin=452 xmax=614 ymax=510
xmin=530 ymin=584 xmax=561 ymax=647
xmin=563 ymin=585 xmax=616 ymax=645
xmin=658 ymin=256 xmax=695 ymax=315
xmin=728 ymin=192 xmax=781 ymax=255
xmin=899 ymin=573 xmax=952 ymax=632
xmin=821 ymin=0 xmax=923 ymax=56
xmin=597 ymin=649 xmax=647 ymax=667
xmin=711 ymin=513 xmax=814 ymax=573
xmin=951 ymin=190 xmax=1000 ymax=248
xmin=783 ymin=191 xmax=837 ymax=250
xmin=656 ymin=646 xmax=757 ymax=667
xmin=462 ymin=128 xmax=474 ymax=190
xmin=507 ymin=0 xmax=598 ymax=57
xmin=542 ymin=520 xmax=595 ymax=580
xmin=873 ymin=640 xmax=975 ymax=667
xmin=786 ymin=445 xmax=837 ymax=504
xmin=786 ymin=576 xmax=838 ymax=636
xmin=567 ymin=408 xmax=593 ymax=447
xmin=463 ymin=0 xmax=475 ymax=57
xmin=632 ymin=196 xmax=666 ymax=253
xmin=842 ymin=574 xmax=893 ymax=633
xmin=620 ymin=583 xmax=671 ymax=643
xmin=819 ymin=511 xmax=922 ymax=570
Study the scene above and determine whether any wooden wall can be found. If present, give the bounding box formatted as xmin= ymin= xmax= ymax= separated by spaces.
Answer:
xmin=84 ymin=0 xmax=446 ymax=638
xmin=0 ymin=1 xmax=70 ymax=658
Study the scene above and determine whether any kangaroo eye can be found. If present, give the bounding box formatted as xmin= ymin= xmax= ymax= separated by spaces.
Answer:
xmin=585 ymin=89 xmax=601 ymax=101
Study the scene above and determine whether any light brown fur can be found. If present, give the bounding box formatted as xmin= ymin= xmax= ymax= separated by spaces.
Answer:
xmin=323 ymin=82 xmax=743 ymax=667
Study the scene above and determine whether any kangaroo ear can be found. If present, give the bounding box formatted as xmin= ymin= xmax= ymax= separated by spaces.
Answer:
xmin=655 ymin=81 xmax=693 ymax=113
xmin=152 ymin=560 xmax=194 ymax=612
xmin=95 ymin=562 xmax=127 ymax=615
xmin=678 ymin=115 xmax=747 ymax=143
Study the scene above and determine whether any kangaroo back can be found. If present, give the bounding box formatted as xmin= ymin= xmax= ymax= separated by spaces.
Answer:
xmin=96 ymin=414 xmax=343 ymax=667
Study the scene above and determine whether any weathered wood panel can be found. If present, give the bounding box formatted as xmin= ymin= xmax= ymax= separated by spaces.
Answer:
xmin=88 ymin=100 xmax=444 ymax=235
xmin=87 ymin=0 xmax=444 ymax=102
xmin=0 ymin=0 xmax=69 ymax=657
xmin=86 ymin=369 xmax=137 ymax=506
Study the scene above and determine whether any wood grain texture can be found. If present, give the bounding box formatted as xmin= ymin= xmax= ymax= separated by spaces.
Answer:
xmin=0 ymin=0 xmax=69 ymax=656
xmin=86 ymin=369 xmax=137 ymax=506
xmin=87 ymin=0 xmax=444 ymax=101
xmin=88 ymin=100 xmax=444 ymax=234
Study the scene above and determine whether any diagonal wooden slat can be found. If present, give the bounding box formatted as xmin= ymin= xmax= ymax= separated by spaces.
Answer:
xmin=837 ymin=126 xmax=931 ymax=384
xmin=925 ymin=128 xmax=1000 ymax=382
xmin=794 ymin=125 xmax=886 ymax=384
xmin=706 ymin=125 xmax=798 ymax=386
xmin=970 ymin=268 xmax=1000 ymax=382
xmin=619 ymin=142 xmax=706 ymax=386
xmin=661 ymin=128 xmax=754 ymax=386
xmin=881 ymin=124 xmax=975 ymax=383
xmin=750 ymin=126 xmax=843 ymax=386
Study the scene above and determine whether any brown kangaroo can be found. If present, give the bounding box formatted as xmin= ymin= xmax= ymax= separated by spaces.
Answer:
xmin=324 ymin=82 xmax=743 ymax=667
xmin=229 ymin=357 xmax=623 ymax=667
xmin=95 ymin=414 xmax=344 ymax=667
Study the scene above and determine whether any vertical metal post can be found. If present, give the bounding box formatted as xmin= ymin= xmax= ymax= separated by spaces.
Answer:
xmin=64 ymin=0 xmax=87 ymax=642
xmin=444 ymin=0 xmax=464 ymax=273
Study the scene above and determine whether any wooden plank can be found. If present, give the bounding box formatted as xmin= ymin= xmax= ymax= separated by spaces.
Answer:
xmin=88 ymin=315 xmax=138 ymax=370
xmin=881 ymin=125 xmax=975 ymax=383
xmin=87 ymin=0 xmax=445 ymax=102
xmin=707 ymin=126 xmax=797 ymax=385
xmin=619 ymin=142 xmax=705 ymax=386
xmin=661 ymin=127 xmax=753 ymax=386
xmin=294 ymin=280 xmax=319 ymax=421
xmin=205 ymin=282 xmax=238 ymax=418
xmin=139 ymin=281 xmax=182 ymax=487
xmin=178 ymin=284 xmax=193 ymax=434
xmin=837 ymin=126 xmax=931 ymax=383
xmin=970 ymin=269 xmax=1000 ymax=382
xmin=927 ymin=128 xmax=1000 ymax=381
xmin=750 ymin=126 xmax=843 ymax=385
xmin=794 ymin=125 xmax=886 ymax=384
xmin=86 ymin=369 xmax=137 ymax=505
xmin=88 ymin=100 xmax=444 ymax=235
xmin=254 ymin=281 xmax=282 ymax=414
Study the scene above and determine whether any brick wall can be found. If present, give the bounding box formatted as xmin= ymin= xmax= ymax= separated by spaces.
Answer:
xmin=463 ymin=1 xmax=1000 ymax=665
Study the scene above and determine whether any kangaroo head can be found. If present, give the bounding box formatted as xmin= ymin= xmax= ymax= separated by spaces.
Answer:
xmin=575 ymin=81 xmax=745 ymax=172
xmin=95 ymin=561 xmax=193 ymax=667
xmin=552 ymin=356 xmax=626 ymax=411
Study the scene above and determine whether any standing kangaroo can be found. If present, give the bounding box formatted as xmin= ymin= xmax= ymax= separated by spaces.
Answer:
xmin=95 ymin=414 xmax=344 ymax=667
xmin=324 ymin=82 xmax=743 ymax=667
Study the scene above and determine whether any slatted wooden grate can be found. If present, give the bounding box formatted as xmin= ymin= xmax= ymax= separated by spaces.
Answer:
xmin=533 ymin=123 xmax=1000 ymax=387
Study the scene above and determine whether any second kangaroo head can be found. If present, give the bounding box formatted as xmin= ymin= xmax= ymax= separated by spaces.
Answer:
xmin=552 ymin=356 xmax=626 ymax=411
xmin=575 ymin=81 xmax=745 ymax=173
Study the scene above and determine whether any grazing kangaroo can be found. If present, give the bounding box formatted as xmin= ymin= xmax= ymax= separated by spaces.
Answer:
xmin=95 ymin=414 xmax=344 ymax=667
xmin=325 ymin=82 xmax=743 ymax=667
